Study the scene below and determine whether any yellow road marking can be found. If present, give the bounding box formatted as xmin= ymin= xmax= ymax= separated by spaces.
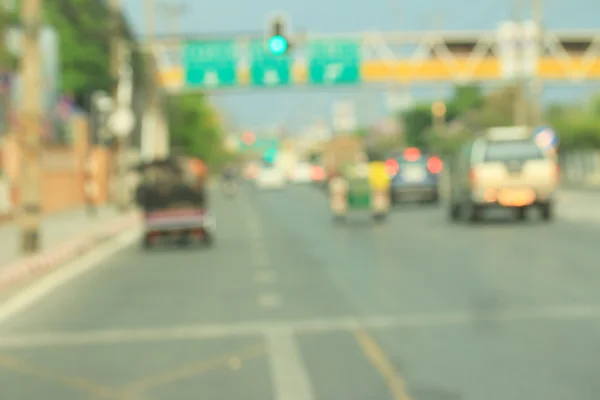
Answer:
xmin=354 ymin=329 xmax=413 ymax=400
xmin=0 ymin=354 xmax=132 ymax=400
xmin=228 ymin=356 xmax=242 ymax=370
xmin=121 ymin=344 xmax=266 ymax=395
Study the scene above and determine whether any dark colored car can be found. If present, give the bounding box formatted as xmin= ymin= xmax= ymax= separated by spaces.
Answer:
xmin=386 ymin=147 xmax=444 ymax=204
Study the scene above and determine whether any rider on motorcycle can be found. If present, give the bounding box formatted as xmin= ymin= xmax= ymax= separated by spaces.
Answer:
xmin=222 ymin=164 xmax=238 ymax=185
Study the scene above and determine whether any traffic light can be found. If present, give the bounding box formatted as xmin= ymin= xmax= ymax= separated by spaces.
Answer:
xmin=242 ymin=131 xmax=256 ymax=146
xmin=267 ymin=17 xmax=290 ymax=55
xmin=263 ymin=147 xmax=277 ymax=163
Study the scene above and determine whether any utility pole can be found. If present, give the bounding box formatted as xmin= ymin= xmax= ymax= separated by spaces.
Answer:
xmin=531 ymin=0 xmax=544 ymax=125
xmin=143 ymin=0 xmax=159 ymax=161
xmin=0 ymin=6 xmax=11 ymax=139
xmin=513 ymin=0 xmax=527 ymax=125
xmin=160 ymin=2 xmax=187 ymax=36
xmin=18 ymin=0 xmax=43 ymax=253
xmin=431 ymin=13 xmax=447 ymax=135
xmin=109 ymin=0 xmax=126 ymax=211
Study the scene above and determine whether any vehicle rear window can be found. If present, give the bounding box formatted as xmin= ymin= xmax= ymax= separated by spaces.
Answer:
xmin=483 ymin=140 xmax=544 ymax=162
xmin=398 ymin=157 xmax=427 ymax=166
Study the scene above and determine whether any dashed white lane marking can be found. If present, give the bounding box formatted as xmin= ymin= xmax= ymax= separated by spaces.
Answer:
xmin=0 ymin=228 xmax=140 ymax=325
xmin=254 ymin=269 xmax=277 ymax=284
xmin=266 ymin=328 xmax=315 ymax=400
xmin=258 ymin=293 xmax=282 ymax=309
xmin=1 ymin=304 xmax=599 ymax=349
xmin=240 ymin=192 xmax=271 ymax=268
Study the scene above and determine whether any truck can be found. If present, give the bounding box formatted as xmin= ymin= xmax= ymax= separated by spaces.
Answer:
xmin=134 ymin=157 xmax=215 ymax=249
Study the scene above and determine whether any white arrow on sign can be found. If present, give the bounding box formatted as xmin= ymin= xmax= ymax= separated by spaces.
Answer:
xmin=324 ymin=63 xmax=343 ymax=82
xmin=203 ymin=70 xmax=219 ymax=87
xmin=263 ymin=69 xmax=280 ymax=86
xmin=108 ymin=107 xmax=135 ymax=138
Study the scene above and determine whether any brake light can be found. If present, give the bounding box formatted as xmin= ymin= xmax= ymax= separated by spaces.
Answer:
xmin=384 ymin=159 xmax=399 ymax=176
xmin=469 ymin=168 xmax=477 ymax=184
xmin=403 ymin=147 xmax=421 ymax=162
xmin=427 ymin=156 xmax=443 ymax=174
xmin=311 ymin=166 xmax=325 ymax=181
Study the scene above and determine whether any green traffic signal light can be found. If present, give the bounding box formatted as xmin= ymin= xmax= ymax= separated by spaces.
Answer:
xmin=264 ymin=147 xmax=277 ymax=162
xmin=268 ymin=35 xmax=288 ymax=55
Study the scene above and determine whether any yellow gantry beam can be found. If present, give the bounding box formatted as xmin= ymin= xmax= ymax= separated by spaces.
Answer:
xmin=156 ymin=57 xmax=600 ymax=88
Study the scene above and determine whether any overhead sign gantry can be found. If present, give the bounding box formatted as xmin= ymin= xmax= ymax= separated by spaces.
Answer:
xmin=147 ymin=19 xmax=600 ymax=92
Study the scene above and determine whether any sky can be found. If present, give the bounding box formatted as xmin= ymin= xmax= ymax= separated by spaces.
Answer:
xmin=120 ymin=0 xmax=600 ymax=132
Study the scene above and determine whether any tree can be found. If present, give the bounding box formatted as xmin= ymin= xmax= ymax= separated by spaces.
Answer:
xmin=401 ymin=104 xmax=432 ymax=148
xmin=166 ymin=93 xmax=226 ymax=166
xmin=43 ymin=0 xmax=146 ymax=107
xmin=0 ymin=9 xmax=18 ymax=71
xmin=446 ymin=84 xmax=484 ymax=120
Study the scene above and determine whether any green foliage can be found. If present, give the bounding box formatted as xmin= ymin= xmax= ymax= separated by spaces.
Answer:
xmin=427 ymin=129 xmax=472 ymax=156
xmin=401 ymin=104 xmax=432 ymax=148
xmin=548 ymin=109 xmax=600 ymax=150
xmin=42 ymin=0 xmax=145 ymax=102
xmin=43 ymin=0 xmax=111 ymax=95
xmin=446 ymin=84 xmax=484 ymax=119
xmin=0 ymin=9 xmax=18 ymax=70
xmin=354 ymin=127 xmax=368 ymax=137
xmin=167 ymin=93 xmax=226 ymax=167
xmin=396 ymin=82 xmax=600 ymax=153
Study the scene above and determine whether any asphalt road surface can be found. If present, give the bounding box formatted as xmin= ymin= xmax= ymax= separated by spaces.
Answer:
xmin=1 ymin=184 xmax=600 ymax=400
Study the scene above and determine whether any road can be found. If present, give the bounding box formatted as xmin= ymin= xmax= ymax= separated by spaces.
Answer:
xmin=1 ymin=184 xmax=600 ymax=400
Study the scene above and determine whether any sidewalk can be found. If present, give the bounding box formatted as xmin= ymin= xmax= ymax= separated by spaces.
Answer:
xmin=1 ymin=206 xmax=117 ymax=266
xmin=0 ymin=205 xmax=140 ymax=291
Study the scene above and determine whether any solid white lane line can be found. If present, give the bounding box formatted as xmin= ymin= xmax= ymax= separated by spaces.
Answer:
xmin=254 ymin=269 xmax=277 ymax=284
xmin=2 ymin=304 xmax=599 ymax=349
xmin=266 ymin=328 xmax=315 ymax=400
xmin=0 ymin=228 xmax=140 ymax=325
xmin=239 ymin=193 xmax=271 ymax=268
xmin=258 ymin=293 xmax=282 ymax=309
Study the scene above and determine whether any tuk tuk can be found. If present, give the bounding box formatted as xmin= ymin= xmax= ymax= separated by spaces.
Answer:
xmin=134 ymin=157 xmax=215 ymax=249
xmin=329 ymin=152 xmax=391 ymax=222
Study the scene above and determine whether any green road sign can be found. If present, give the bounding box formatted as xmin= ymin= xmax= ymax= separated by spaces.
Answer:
xmin=307 ymin=40 xmax=361 ymax=85
xmin=183 ymin=41 xmax=237 ymax=88
xmin=249 ymin=41 xmax=291 ymax=86
xmin=240 ymin=137 xmax=279 ymax=151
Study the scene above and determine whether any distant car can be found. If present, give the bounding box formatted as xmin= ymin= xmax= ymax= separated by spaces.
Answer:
xmin=290 ymin=162 xmax=312 ymax=184
xmin=244 ymin=162 xmax=260 ymax=180
xmin=308 ymin=163 xmax=326 ymax=188
xmin=448 ymin=126 xmax=559 ymax=222
xmin=387 ymin=147 xmax=443 ymax=204
xmin=256 ymin=166 xmax=286 ymax=189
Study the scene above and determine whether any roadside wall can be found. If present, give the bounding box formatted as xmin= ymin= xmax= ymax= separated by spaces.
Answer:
xmin=0 ymin=114 xmax=113 ymax=217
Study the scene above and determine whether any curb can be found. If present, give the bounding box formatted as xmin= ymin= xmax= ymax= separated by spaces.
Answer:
xmin=0 ymin=212 xmax=141 ymax=292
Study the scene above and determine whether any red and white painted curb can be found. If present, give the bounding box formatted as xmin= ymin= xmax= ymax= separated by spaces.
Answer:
xmin=0 ymin=212 xmax=140 ymax=292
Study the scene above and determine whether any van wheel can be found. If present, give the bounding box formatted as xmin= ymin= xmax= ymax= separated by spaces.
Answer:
xmin=373 ymin=213 xmax=387 ymax=222
xmin=333 ymin=214 xmax=346 ymax=223
xmin=203 ymin=230 xmax=215 ymax=246
xmin=515 ymin=206 xmax=527 ymax=221
xmin=142 ymin=234 xmax=153 ymax=250
xmin=467 ymin=204 xmax=483 ymax=223
xmin=539 ymin=202 xmax=553 ymax=221
xmin=448 ymin=202 xmax=460 ymax=221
